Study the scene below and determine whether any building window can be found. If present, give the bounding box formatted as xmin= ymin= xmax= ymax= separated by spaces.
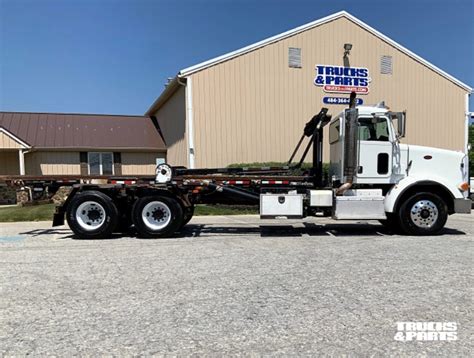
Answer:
xmin=88 ymin=152 xmax=114 ymax=175
xmin=289 ymin=47 xmax=302 ymax=68
xmin=381 ymin=55 xmax=392 ymax=74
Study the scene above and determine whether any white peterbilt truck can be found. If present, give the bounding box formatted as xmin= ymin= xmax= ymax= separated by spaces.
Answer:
xmin=51 ymin=93 xmax=471 ymax=238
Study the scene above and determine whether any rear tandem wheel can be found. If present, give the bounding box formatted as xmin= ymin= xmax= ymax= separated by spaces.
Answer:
xmin=66 ymin=190 xmax=119 ymax=239
xmin=132 ymin=195 xmax=184 ymax=238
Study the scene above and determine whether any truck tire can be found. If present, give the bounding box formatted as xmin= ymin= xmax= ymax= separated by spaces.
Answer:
xmin=132 ymin=195 xmax=184 ymax=238
xmin=398 ymin=192 xmax=448 ymax=236
xmin=180 ymin=205 xmax=195 ymax=229
xmin=66 ymin=190 xmax=119 ymax=239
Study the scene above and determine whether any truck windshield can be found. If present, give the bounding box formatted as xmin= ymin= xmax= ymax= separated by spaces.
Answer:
xmin=358 ymin=117 xmax=389 ymax=141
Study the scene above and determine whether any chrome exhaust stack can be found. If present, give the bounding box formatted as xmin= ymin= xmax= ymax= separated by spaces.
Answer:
xmin=336 ymin=92 xmax=359 ymax=195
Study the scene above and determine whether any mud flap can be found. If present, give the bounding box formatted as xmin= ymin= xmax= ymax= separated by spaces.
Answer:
xmin=52 ymin=208 xmax=65 ymax=227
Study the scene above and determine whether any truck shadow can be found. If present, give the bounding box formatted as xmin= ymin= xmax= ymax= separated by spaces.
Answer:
xmin=19 ymin=228 xmax=123 ymax=240
xmin=175 ymin=222 xmax=466 ymax=238
xmin=19 ymin=223 xmax=466 ymax=240
xmin=19 ymin=228 xmax=75 ymax=239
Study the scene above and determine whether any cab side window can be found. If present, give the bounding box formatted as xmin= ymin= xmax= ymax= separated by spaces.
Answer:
xmin=329 ymin=120 xmax=340 ymax=144
xmin=358 ymin=117 xmax=389 ymax=141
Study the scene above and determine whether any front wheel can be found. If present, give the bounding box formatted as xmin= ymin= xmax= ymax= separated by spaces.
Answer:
xmin=132 ymin=196 xmax=184 ymax=238
xmin=398 ymin=192 xmax=448 ymax=236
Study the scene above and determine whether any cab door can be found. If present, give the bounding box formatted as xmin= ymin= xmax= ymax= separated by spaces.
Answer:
xmin=356 ymin=116 xmax=393 ymax=181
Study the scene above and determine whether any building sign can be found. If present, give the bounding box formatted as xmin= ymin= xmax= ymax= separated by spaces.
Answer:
xmin=314 ymin=65 xmax=371 ymax=94
xmin=323 ymin=97 xmax=363 ymax=105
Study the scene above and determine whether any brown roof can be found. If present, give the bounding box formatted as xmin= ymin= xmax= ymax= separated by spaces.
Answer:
xmin=0 ymin=112 xmax=166 ymax=151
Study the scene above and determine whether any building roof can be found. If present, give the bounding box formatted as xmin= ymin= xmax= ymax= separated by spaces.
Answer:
xmin=179 ymin=11 xmax=472 ymax=91
xmin=145 ymin=77 xmax=181 ymax=117
xmin=0 ymin=127 xmax=31 ymax=148
xmin=0 ymin=112 xmax=166 ymax=151
xmin=146 ymin=11 xmax=472 ymax=115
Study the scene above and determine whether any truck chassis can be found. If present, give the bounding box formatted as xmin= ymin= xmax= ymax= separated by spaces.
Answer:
xmin=4 ymin=94 xmax=470 ymax=238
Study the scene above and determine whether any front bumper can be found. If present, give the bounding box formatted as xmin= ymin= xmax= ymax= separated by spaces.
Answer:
xmin=454 ymin=198 xmax=471 ymax=213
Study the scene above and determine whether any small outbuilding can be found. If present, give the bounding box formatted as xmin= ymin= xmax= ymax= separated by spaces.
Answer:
xmin=147 ymin=11 xmax=472 ymax=169
xmin=0 ymin=112 xmax=166 ymax=176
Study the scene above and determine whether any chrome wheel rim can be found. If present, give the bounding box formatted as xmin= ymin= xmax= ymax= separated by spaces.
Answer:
xmin=142 ymin=201 xmax=171 ymax=231
xmin=410 ymin=200 xmax=438 ymax=228
xmin=76 ymin=201 xmax=106 ymax=231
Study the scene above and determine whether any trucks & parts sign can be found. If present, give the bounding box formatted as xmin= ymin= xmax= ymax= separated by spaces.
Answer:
xmin=314 ymin=65 xmax=371 ymax=94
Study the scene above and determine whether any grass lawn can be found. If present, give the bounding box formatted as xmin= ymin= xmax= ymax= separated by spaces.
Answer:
xmin=194 ymin=204 xmax=257 ymax=216
xmin=0 ymin=203 xmax=56 ymax=222
xmin=0 ymin=203 xmax=257 ymax=222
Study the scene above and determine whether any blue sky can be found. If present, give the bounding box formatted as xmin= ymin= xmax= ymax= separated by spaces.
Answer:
xmin=0 ymin=0 xmax=473 ymax=115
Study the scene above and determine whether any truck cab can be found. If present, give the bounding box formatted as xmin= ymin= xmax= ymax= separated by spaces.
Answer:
xmin=328 ymin=103 xmax=470 ymax=234
xmin=329 ymin=105 xmax=406 ymax=184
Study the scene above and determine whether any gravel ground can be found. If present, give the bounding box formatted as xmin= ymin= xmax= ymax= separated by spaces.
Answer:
xmin=0 ymin=214 xmax=472 ymax=356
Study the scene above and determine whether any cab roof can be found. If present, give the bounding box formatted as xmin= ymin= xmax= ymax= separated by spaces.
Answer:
xmin=332 ymin=104 xmax=390 ymax=121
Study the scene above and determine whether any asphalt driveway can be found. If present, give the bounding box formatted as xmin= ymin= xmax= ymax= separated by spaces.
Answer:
xmin=0 ymin=214 xmax=472 ymax=356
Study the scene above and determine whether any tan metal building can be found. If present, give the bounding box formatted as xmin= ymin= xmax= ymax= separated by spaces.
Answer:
xmin=0 ymin=112 xmax=166 ymax=176
xmin=147 ymin=11 xmax=472 ymax=169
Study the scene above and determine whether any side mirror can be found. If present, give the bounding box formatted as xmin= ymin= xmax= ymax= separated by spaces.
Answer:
xmin=397 ymin=111 xmax=406 ymax=138
xmin=390 ymin=111 xmax=406 ymax=139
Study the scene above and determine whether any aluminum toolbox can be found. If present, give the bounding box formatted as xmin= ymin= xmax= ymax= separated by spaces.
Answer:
xmin=309 ymin=190 xmax=333 ymax=207
xmin=333 ymin=195 xmax=386 ymax=220
xmin=260 ymin=193 xmax=303 ymax=219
